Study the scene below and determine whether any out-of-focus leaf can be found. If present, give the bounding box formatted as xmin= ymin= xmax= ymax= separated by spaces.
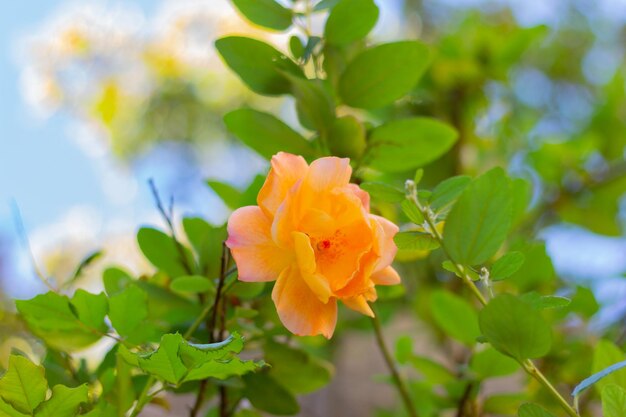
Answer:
xmin=366 ymin=118 xmax=458 ymax=173
xmin=339 ymin=41 xmax=431 ymax=109
xmin=591 ymin=340 xmax=626 ymax=395
xmin=170 ymin=275 xmax=215 ymax=294
xmin=137 ymin=227 xmax=192 ymax=278
xmin=216 ymin=37 xmax=301 ymax=96
xmin=205 ymin=181 xmax=243 ymax=210
xmin=519 ymin=292 xmax=570 ymax=310
xmin=224 ymin=109 xmax=316 ymax=160
xmin=430 ymin=290 xmax=480 ymax=346
xmin=243 ymin=372 xmax=299 ymax=415
xmin=0 ymin=356 xmax=48 ymax=414
xmin=324 ymin=0 xmax=379 ymax=46
xmin=602 ymin=384 xmax=626 ymax=417
xmin=518 ymin=403 xmax=556 ymax=417
xmin=182 ymin=218 xmax=227 ymax=278
xmin=394 ymin=232 xmax=439 ymax=252
xmin=429 ymin=175 xmax=471 ymax=216
xmin=470 ymin=347 xmax=520 ymax=379
xmin=360 ymin=182 xmax=405 ymax=203
xmin=232 ymin=0 xmax=293 ymax=31
xmin=34 ymin=385 xmax=88 ymax=417
xmin=327 ymin=115 xmax=366 ymax=159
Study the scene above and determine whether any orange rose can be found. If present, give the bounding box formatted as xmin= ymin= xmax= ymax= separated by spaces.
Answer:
xmin=226 ymin=152 xmax=400 ymax=338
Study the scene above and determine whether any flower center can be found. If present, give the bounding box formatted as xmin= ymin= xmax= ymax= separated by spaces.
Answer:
xmin=317 ymin=240 xmax=332 ymax=251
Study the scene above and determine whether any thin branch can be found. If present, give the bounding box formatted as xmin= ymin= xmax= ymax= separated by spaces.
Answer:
xmin=370 ymin=311 xmax=419 ymax=417
xmin=148 ymin=179 xmax=194 ymax=275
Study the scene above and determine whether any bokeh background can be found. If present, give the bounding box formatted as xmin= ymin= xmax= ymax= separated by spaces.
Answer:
xmin=3 ymin=0 xmax=626 ymax=415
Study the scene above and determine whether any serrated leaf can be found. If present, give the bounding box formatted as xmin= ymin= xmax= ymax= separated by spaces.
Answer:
xmin=108 ymin=285 xmax=148 ymax=338
xmin=224 ymin=108 xmax=316 ymax=159
xmin=0 ymin=355 xmax=48 ymax=414
xmin=360 ymin=182 xmax=405 ymax=203
xmin=443 ymin=168 xmax=512 ymax=265
xmin=16 ymin=292 xmax=104 ymax=350
xmin=491 ymin=252 xmax=525 ymax=281
xmin=339 ymin=41 xmax=431 ymax=109
xmin=430 ymin=290 xmax=480 ymax=345
xmin=216 ymin=36 xmax=301 ymax=96
xmin=35 ymin=385 xmax=88 ymax=417
xmin=366 ymin=118 xmax=458 ymax=173
xmin=324 ymin=0 xmax=379 ymax=46
xmin=232 ymin=0 xmax=293 ymax=31
xmin=479 ymin=294 xmax=552 ymax=361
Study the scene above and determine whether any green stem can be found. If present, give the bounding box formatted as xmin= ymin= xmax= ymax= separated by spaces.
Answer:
xmin=406 ymin=183 xmax=579 ymax=417
xmin=406 ymin=187 xmax=487 ymax=306
xmin=522 ymin=360 xmax=579 ymax=417
xmin=130 ymin=376 xmax=156 ymax=417
xmin=370 ymin=313 xmax=419 ymax=417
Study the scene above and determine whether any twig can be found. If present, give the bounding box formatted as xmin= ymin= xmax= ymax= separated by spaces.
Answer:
xmin=370 ymin=311 xmax=419 ymax=417
xmin=148 ymin=179 xmax=194 ymax=275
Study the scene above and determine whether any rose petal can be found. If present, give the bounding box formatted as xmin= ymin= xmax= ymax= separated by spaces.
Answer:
xmin=226 ymin=206 xmax=292 ymax=282
xmin=293 ymin=232 xmax=332 ymax=303
xmin=371 ymin=266 xmax=401 ymax=285
xmin=342 ymin=295 xmax=374 ymax=317
xmin=272 ymin=264 xmax=338 ymax=339
xmin=257 ymin=152 xmax=308 ymax=218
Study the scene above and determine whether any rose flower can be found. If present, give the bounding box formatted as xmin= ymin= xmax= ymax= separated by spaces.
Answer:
xmin=226 ymin=152 xmax=400 ymax=338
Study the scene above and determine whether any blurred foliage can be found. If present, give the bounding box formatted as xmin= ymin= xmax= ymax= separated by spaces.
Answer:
xmin=4 ymin=0 xmax=626 ymax=417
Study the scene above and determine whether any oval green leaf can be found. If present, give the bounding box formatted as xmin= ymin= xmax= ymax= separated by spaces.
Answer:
xmin=339 ymin=41 xmax=431 ymax=109
xmin=366 ymin=117 xmax=458 ymax=173
xmin=324 ymin=0 xmax=379 ymax=46
xmin=232 ymin=0 xmax=293 ymax=31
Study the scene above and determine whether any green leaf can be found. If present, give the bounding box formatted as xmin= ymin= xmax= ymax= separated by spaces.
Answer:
xmin=519 ymin=292 xmax=570 ymax=310
xmin=313 ymin=0 xmax=340 ymax=11
xmin=429 ymin=175 xmax=471 ymax=216
xmin=591 ymin=340 xmax=626 ymax=394
xmin=339 ymin=41 xmax=430 ymax=109
xmin=401 ymin=200 xmax=424 ymax=224
xmin=16 ymin=292 xmax=104 ymax=350
xmin=483 ymin=393 xmax=527 ymax=414
xmin=395 ymin=336 xmax=413 ymax=364
xmin=170 ymin=275 xmax=215 ymax=294
xmin=224 ymin=108 xmax=316 ymax=159
xmin=215 ymin=36 xmax=301 ymax=96
xmin=232 ymin=0 xmax=293 ymax=31
xmin=0 ymin=397 xmax=28 ymax=417
xmin=491 ymin=252 xmax=525 ymax=281
xmin=135 ymin=334 xmax=188 ymax=384
xmin=430 ymin=290 xmax=480 ymax=345
xmin=243 ymin=372 xmax=299 ymax=415
xmin=264 ymin=341 xmax=332 ymax=394
xmin=570 ymin=285 xmax=599 ymax=319
xmin=394 ymin=232 xmax=439 ymax=252
xmin=35 ymin=385 xmax=88 ymax=417
xmin=324 ymin=0 xmax=379 ymax=46
xmin=182 ymin=218 xmax=227 ymax=278
xmin=409 ymin=356 xmax=454 ymax=385
xmin=205 ymin=181 xmax=243 ymax=210
xmin=518 ymin=403 xmax=556 ymax=417
xmin=327 ymin=115 xmax=366 ymax=159
xmin=289 ymin=35 xmax=304 ymax=60
xmin=285 ymin=75 xmax=335 ymax=134
xmin=0 ymin=355 xmax=48 ymax=414
xmin=443 ymin=167 xmax=512 ymax=265
xmin=441 ymin=261 xmax=479 ymax=281
xmin=70 ymin=290 xmax=108 ymax=332
xmin=67 ymin=250 xmax=103 ymax=285
xmin=121 ymin=333 xmax=260 ymax=385
xmin=360 ymin=182 xmax=404 ymax=203
xmin=108 ymin=285 xmax=149 ymax=341
xmin=102 ymin=267 xmax=133 ymax=296
xmin=137 ymin=227 xmax=192 ymax=277
xmin=470 ymin=347 xmax=520 ymax=379
xmin=602 ymin=384 xmax=626 ymax=417
xmin=479 ymin=294 xmax=552 ymax=361
xmin=366 ymin=118 xmax=458 ymax=173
